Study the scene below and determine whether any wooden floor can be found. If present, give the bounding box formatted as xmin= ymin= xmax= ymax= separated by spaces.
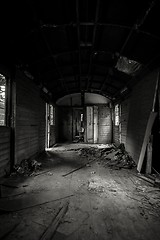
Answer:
xmin=0 ymin=143 xmax=160 ymax=240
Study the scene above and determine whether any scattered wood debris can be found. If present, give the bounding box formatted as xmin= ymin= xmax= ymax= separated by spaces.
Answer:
xmin=62 ymin=159 xmax=96 ymax=177
xmin=11 ymin=158 xmax=42 ymax=177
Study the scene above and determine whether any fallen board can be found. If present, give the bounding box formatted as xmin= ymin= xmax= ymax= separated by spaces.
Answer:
xmin=40 ymin=201 xmax=69 ymax=240
xmin=62 ymin=159 xmax=96 ymax=177
xmin=137 ymin=112 xmax=157 ymax=172
xmin=0 ymin=191 xmax=73 ymax=212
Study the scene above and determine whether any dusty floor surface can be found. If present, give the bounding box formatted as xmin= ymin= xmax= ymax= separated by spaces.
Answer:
xmin=0 ymin=143 xmax=160 ymax=240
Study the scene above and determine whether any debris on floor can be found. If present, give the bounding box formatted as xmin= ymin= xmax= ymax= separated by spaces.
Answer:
xmin=88 ymin=180 xmax=104 ymax=193
xmin=11 ymin=158 xmax=42 ymax=177
xmin=0 ymin=143 xmax=160 ymax=240
xmin=77 ymin=143 xmax=136 ymax=170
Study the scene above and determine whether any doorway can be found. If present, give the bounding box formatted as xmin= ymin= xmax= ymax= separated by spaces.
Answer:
xmin=86 ymin=105 xmax=112 ymax=144
xmin=73 ymin=108 xmax=84 ymax=142
xmin=86 ymin=106 xmax=98 ymax=143
xmin=46 ymin=104 xmax=56 ymax=148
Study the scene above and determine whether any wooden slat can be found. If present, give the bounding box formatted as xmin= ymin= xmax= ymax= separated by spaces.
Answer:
xmin=15 ymin=71 xmax=46 ymax=163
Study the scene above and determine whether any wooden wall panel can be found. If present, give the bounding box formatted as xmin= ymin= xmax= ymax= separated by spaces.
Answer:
xmin=0 ymin=127 xmax=10 ymax=176
xmin=15 ymin=71 xmax=46 ymax=164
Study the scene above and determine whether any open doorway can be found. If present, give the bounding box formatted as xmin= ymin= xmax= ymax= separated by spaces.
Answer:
xmin=73 ymin=108 xmax=84 ymax=142
xmin=46 ymin=104 xmax=56 ymax=148
xmin=86 ymin=106 xmax=98 ymax=143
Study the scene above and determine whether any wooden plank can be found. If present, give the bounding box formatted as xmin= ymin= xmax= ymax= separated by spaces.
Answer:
xmin=62 ymin=159 xmax=96 ymax=177
xmin=40 ymin=201 xmax=69 ymax=240
xmin=137 ymin=112 xmax=157 ymax=172
xmin=146 ymin=135 xmax=153 ymax=174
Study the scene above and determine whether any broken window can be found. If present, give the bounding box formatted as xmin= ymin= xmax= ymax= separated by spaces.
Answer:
xmin=0 ymin=74 xmax=6 ymax=126
xmin=50 ymin=105 xmax=55 ymax=126
xmin=115 ymin=56 xmax=142 ymax=76
xmin=115 ymin=104 xmax=119 ymax=126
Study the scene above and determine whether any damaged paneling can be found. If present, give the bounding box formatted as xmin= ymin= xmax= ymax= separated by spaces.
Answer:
xmin=15 ymin=70 xmax=46 ymax=164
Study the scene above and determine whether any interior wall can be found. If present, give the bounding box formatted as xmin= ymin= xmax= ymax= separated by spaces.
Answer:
xmin=15 ymin=70 xmax=46 ymax=164
xmin=113 ymin=105 xmax=120 ymax=145
xmin=114 ymin=125 xmax=120 ymax=145
xmin=58 ymin=107 xmax=72 ymax=142
xmin=126 ymin=69 xmax=158 ymax=164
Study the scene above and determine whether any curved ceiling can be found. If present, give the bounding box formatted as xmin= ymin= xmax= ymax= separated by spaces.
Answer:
xmin=0 ymin=0 xmax=160 ymax=102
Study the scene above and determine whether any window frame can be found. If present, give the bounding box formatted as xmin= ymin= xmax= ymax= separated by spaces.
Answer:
xmin=114 ymin=104 xmax=120 ymax=126
xmin=0 ymin=73 xmax=7 ymax=127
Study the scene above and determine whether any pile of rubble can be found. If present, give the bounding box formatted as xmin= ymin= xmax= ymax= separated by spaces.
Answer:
xmin=12 ymin=159 xmax=42 ymax=176
xmin=78 ymin=147 xmax=102 ymax=158
xmin=103 ymin=143 xmax=136 ymax=169
xmin=78 ymin=144 xmax=136 ymax=170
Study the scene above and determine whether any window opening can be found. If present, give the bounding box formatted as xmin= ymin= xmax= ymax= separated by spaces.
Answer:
xmin=115 ymin=104 xmax=119 ymax=126
xmin=0 ymin=74 xmax=6 ymax=126
xmin=50 ymin=105 xmax=55 ymax=126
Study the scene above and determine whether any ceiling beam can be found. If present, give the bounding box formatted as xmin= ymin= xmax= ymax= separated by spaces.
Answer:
xmin=119 ymin=0 xmax=157 ymax=56
xmin=28 ymin=2 xmax=69 ymax=94
xmin=40 ymin=30 xmax=69 ymax=94
xmin=100 ymin=75 xmax=119 ymax=92
xmin=76 ymin=0 xmax=82 ymax=91
xmin=51 ymin=87 xmax=113 ymax=101
xmin=112 ymin=1 xmax=157 ymax=99
xmin=86 ymin=0 xmax=100 ymax=91
xmin=30 ymin=50 xmax=116 ymax=66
